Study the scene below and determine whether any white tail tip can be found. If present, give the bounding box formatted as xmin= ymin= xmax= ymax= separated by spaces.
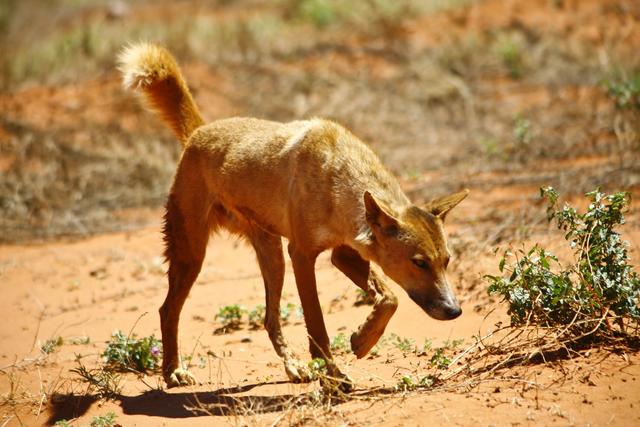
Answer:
xmin=117 ymin=42 xmax=172 ymax=90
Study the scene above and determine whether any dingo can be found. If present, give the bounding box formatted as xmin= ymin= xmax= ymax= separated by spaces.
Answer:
xmin=118 ymin=43 xmax=468 ymax=390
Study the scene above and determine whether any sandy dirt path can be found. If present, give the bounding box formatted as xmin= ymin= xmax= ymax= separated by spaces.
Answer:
xmin=1 ymin=216 xmax=639 ymax=426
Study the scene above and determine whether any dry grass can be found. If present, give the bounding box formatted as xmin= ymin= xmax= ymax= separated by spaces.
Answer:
xmin=1 ymin=0 xmax=638 ymax=242
xmin=0 ymin=120 xmax=179 ymax=242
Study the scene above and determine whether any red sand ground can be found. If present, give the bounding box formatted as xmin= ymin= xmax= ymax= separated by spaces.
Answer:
xmin=1 ymin=210 xmax=639 ymax=426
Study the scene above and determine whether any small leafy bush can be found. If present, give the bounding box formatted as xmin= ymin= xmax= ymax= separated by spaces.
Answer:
xmin=217 ymin=303 xmax=303 ymax=333
xmin=443 ymin=338 xmax=464 ymax=350
xmin=330 ymin=332 xmax=349 ymax=353
xmin=605 ymin=73 xmax=640 ymax=110
xmin=308 ymin=357 xmax=328 ymax=379
xmin=102 ymin=330 xmax=161 ymax=373
xmin=41 ymin=336 xmax=64 ymax=354
xmin=279 ymin=302 xmax=301 ymax=324
xmin=388 ymin=333 xmax=415 ymax=354
xmin=248 ymin=304 xmax=266 ymax=329
xmin=71 ymin=360 xmax=122 ymax=400
xmin=494 ymin=31 xmax=526 ymax=79
xmin=395 ymin=374 xmax=435 ymax=392
xmin=215 ymin=304 xmax=246 ymax=330
xmin=513 ymin=116 xmax=533 ymax=146
xmin=420 ymin=338 xmax=433 ymax=354
xmin=487 ymin=187 xmax=640 ymax=340
xmin=90 ymin=412 xmax=118 ymax=427
xmin=296 ymin=0 xmax=337 ymax=28
xmin=429 ymin=347 xmax=452 ymax=369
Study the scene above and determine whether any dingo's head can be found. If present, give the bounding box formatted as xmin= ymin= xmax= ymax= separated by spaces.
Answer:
xmin=362 ymin=189 xmax=468 ymax=320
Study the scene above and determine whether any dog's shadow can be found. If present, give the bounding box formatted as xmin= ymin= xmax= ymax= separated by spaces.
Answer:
xmin=46 ymin=380 xmax=386 ymax=424
xmin=119 ymin=381 xmax=308 ymax=418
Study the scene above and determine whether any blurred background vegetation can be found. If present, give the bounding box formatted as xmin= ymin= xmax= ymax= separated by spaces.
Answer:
xmin=0 ymin=0 xmax=638 ymax=242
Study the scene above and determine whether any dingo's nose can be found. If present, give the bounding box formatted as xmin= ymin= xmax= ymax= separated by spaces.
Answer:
xmin=445 ymin=305 xmax=462 ymax=319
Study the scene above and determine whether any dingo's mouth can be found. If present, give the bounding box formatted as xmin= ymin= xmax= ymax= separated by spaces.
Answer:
xmin=408 ymin=291 xmax=462 ymax=321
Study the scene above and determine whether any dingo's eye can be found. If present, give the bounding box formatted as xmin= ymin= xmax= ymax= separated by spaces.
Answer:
xmin=412 ymin=258 xmax=427 ymax=269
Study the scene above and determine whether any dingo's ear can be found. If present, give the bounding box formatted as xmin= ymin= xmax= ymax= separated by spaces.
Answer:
xmin=425 ymin=189 xmax=469 ymax=220
xmin=364 ymin=191 xmax=398 ymax=236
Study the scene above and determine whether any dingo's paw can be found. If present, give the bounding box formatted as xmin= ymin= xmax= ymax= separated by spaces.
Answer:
xmin=320 ymin=368 xmax=354 ymax=394
xmin=166 ymin=368 xmax=196 ymax=388
xmin=284 ymin=359 xmax=314 ymax=383
xmin=350 ymin=329 xmax=379 ymax=359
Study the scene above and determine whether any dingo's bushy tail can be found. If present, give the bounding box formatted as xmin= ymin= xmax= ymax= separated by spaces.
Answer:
xmin=117 ymin=43 xmax=204 ymax=145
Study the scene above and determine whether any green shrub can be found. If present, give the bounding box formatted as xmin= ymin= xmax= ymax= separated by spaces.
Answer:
xmin=102 ymin=330 xmax=161 ymax=373
xmin=215 ymin=304 xmax=246 ymax=330
xmin=429 ymin=347 xmax=452 ymax=369
xmin=279 ymin=302 xmax=301 ymax=323
xmin=513 ymin=116 xmax=533 ymax=146
xmin=90 ymin=412 xmax=118 ymax=427
xmin=420 ymin=338 xmax=433 ymax=354
xmin=395 ymin=374 xmax=435 ymax=391
xmin=41 ymin=336 xmax=64 ymax=354
xmin=605 ymin=73 xmax=640 ymax=109
xmin=71 ymin=360 xmax=122 ymax=400
xmin=330 ymin=332 xmax=349 ymax=353
xmin=308 ymin=357 xmax=328 ymax=378
xmin=487 ymin=187 xmax=640 ymax=340
xmin=248 ymin=304 xmax=266 ymax=329
xmin=388 ymin=333 xmax=415 ymax=354
xmin=494 ymin=31 xmax=526 ymax=79
xmin=295 ymin=0 xmax=336 ymax=28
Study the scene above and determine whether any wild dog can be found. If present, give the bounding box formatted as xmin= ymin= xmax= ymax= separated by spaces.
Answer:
xmin=118 ymin=43 xmax=468 ymax=391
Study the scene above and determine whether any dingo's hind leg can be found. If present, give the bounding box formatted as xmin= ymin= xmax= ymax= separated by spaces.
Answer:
xmin=160 ymin=155 xmax=211 ymax=388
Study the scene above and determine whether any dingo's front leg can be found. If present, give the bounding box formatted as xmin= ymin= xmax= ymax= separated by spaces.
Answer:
xmin=288 ymin=243 xmax=353 ymax=392
xmin=249 ymin=230 xmax=313 ymax=383
xmin=331 ymin=245 xmax=398 ymax=358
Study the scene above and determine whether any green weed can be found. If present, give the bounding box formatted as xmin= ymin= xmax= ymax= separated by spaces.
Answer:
xmin=605 ymin=72 xmax=640 ymax=110
xmin=479 ymin=137 xmax=503 ymax=159
xmin=513 ymin=116 xmax=533 ymax=146
xmin=429 ymin=347 xmax=451 ymax=369
xmin=421 ymin=338 xmax=433 ymax=354
xmin=395 ymin=374 xmax=435 ymax=391
xmin=218 ymin=302 xmax=302 ymax=333
xmin=330 ymin=332 xmax=349 ymax=353
xmin=215 ymin=304 xmax=246 ymax=330
xmin=41 ymin=336 xmax=64 ymax=354
xmin=279 ymin=302 xmax=300 ymax=324
xmin=308 ymin=357 xmax=328 ymax=378
xmin=290 ymin=0 xmax=426 ymax=33
xmin=248 ymin=304 xmax=266 ymax=329
xmin=389 ymin=333 xmax=415 ymax=354
xmin=443 ymin=338 xmax=464 ymax=350
xmin=102 ymin=331 xmax=161 ymax=373
xmin=487 ymin=187 xmax=640 ymax=339
xmin=494 ymin=32 xmax=526 ymax=79
xmin=70 ymin=360 xmax=122 ymax=400
xmin=296 ymin=0 xmax=337 ymax=28
xmin=90 ymin=412 xmax=118 ymax=427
